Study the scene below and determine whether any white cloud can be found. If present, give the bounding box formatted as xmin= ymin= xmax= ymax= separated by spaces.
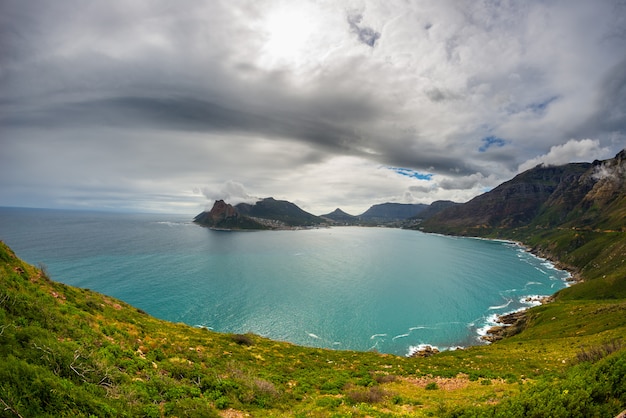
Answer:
xmin=517 ymin=139 xmax=612 ymax=172
xmin=199 ymin=181 xmax=259 ymax=208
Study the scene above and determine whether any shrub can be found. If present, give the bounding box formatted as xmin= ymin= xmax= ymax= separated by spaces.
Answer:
xmin=231 ymin=334 xmax=254 ymax=346
xmin=214 ymin=396 xmax=229 ymax=410
xmin=346 ymin=385 xmax=387 ymax=404
xmin=316 ymin=396 xmax=343 ymax=408
xmin=425 ymin=382 xmax=438 ymax=390
xmin=576 ymin=338 xmax=623 ymax=363
xmin=373 ymin=373 xmax=398 ymax=384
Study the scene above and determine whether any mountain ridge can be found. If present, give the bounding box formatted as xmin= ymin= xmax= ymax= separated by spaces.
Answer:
xmin=194 ymin=197 xmax=327 ymax=229
xmin=421 ymin=149 xmax=626 ymax=300
xmin=320 ymin=208 xmax=360 ymax=224
xmin=358 ymin=202 xmax=429 ymax=222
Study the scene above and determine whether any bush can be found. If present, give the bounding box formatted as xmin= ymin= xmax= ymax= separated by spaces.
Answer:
xmin=316 ymin=396 xmax=343 ymax=408
xmin=425 ymin=382 xmax=438 ymax=390
xmin=231 ymin=334 xmax=254 ymax=346
xmin=373 ymin=373 xmax=398 ymax=384
xmin=346 ymin=385 xmax=387 ymax=404
xmin=576 ymin=338 xmax=623 ymax=363
xmin=445 ymin=349 xmax=626 ymax=417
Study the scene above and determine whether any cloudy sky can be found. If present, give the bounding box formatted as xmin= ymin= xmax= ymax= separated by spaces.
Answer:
xmin=1 ymin=0 xmax=625 ymax=215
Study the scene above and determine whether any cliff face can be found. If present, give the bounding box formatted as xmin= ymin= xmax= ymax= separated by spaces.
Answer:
xmin=197 ymin=200 xmax=239 ymax=223
xmin=193 ymin=200 xmax=267 ymax=229
xmin=583 ymin=150 xmax=626 ymax=205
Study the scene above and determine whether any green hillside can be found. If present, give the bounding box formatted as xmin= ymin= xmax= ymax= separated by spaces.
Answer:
xmin=1 ymin=237 xmax=625 ymax=416
xmin=2 ymin=151 xmax=626 ymax=417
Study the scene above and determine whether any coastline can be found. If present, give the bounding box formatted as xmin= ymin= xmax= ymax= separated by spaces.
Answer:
xmin=477 ymin=240 xmax=579 ymax=343
xmin=448 ymin=234 xmax=580 ymax=345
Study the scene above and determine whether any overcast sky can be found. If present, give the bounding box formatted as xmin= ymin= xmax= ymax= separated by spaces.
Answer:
xmin=1 ymin=0 xmax=625 ymax=215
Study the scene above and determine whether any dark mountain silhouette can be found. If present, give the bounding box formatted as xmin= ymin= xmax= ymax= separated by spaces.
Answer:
xmin=410 ymin=200 xmax=459 ymax=220
xmin=321 ymin=208 xmax=359 ymax=224
xmin=359 ymin=203 xmax=428 ymax=222
xmin=194 ymin=197 xmax=326 ymax=229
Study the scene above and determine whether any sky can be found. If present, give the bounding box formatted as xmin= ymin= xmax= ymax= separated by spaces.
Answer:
xmin=1 ymin=0 xmax=625 ymax=216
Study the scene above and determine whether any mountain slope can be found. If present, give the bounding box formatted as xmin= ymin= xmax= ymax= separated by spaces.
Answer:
xmin=410 ymin=200 xmax=459 ymax=220
xmin=422 ymin=150 xmax=626 ymax=299
xmin=422 ymin=163 xmax=592 ymax=231
xmin=321 ymin=208 xmax=359 ymax=223
xmin=235 ymin=197 xmax=326 ymax=227
xmin=359 ymin=203 xmax=428 ymax=222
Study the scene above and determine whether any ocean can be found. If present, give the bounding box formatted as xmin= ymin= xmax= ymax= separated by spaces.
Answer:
xmin=0 ymin=207 xmax=571 ymax=356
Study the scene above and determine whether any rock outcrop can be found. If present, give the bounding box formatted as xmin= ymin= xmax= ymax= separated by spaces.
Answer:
xmin=481 ymin=310 xmax=528 ymax=343
xmin=409 ymin=345 xmax=440 ymax=358
xmin=193 ymin=200 xmax=267 ymax=230
xmin=204 ymin=200 xmax=239 ymax=223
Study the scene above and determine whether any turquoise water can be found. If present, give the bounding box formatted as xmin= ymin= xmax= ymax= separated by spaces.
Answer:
xmin=0 ymin=207 xmax=571 ymax=356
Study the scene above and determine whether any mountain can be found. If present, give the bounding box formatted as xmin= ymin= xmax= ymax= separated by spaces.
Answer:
xmin=422 ymin=163 xmax=592 ymax=231
xmin=193 ymin=200 xmax=269 ymax=229
xmin=235 ymin=197 xmax=326 ymax=227
xmin=194 ymin=197 xmax=327 ymax=229
xmin=410 ymin=200 xmax=459 ymax=220
xmin=320 ymin=208 xmax=359 ymax=224
xmin=422 ymin=149 xmax=626 ymax=299
xmin=359 ymin=203 xmax=429 ymax=222
xmin=423 ymin=150 xmax=625 ymax=233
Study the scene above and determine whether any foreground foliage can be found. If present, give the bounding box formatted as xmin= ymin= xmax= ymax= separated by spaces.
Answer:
xmin=1 ymin=240 xmax=625 ymax=417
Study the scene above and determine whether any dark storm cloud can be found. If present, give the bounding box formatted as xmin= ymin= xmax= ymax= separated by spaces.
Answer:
xmin=3 ymin=94 xmax=375 ymax=157
xmin=589 ymin=58 xmax=626 ymax=132
xmin=562 ymin=57 xmax=626 ymax=146
xmin=378 ymin=138 xmax=486 ymax=177
xmin=424 ymin=88 xmax=460 ymax=103
xmin=1 ymin=0 xmax=625 ymax=213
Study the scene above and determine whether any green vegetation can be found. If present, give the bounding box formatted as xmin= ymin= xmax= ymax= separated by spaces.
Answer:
xmin=1 ymin=237 xmax=625 ymax=417
xmin=2 ymin=154 xmax=625 ymax=415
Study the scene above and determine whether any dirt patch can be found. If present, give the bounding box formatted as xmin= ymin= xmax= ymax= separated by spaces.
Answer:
xmin=403 ymin=374 xmax=471 ymax=391
xmin=219 ymin=409 xmax=250 ymax=418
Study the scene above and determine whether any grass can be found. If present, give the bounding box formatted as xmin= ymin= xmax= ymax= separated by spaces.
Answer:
xmin=1 ymin=238 xmax=625 ymax=416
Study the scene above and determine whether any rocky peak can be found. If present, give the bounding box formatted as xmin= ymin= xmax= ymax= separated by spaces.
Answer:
xmin=584 ymin=149 xmax=626 ymax=206
xmin=207 ymin=200 xmax=240 ymax=222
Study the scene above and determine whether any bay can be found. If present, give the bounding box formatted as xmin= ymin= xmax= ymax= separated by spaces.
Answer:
xmin=0 ymin=207 xmax=571 ymax=356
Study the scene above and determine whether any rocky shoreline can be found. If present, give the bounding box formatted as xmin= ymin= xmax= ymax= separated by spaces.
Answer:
xmin=481 ymin=296 xmax=553 ymax=343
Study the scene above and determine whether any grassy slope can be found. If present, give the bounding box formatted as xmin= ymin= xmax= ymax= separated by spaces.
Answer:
xmin=1 ymin=238 xmax=625 ymax=417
